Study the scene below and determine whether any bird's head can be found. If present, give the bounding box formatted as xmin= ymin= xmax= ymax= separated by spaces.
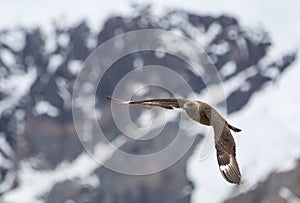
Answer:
xmin=183 ymin=101 xmax=198 ymax=109
xmin=183 ymin=101 xmax=199 ymax=118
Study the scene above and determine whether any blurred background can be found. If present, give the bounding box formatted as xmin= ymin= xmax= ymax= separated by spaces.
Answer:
xmin=0 ymin=0 xmax=300 ymax=203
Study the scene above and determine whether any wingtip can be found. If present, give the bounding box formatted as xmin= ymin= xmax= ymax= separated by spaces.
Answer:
xmin=219 ymin=155 xmax=242 ymax=185
xmin=106 ymin=95 xmax=112 ymax=101
xmin=220 ymin=169 xmax=241 ymax=185
xmin=105 ymin=96 xmax=130 ymax=104
xmin=236 ymin=179 xmax=242 ymax=185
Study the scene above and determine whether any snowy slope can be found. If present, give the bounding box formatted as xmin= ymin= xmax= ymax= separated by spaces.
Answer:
xmin=188 ymin=58 xmax=300 ymax=203
xmin=168 ymin=0 xmax=300 ymax=202
xmin=176 ymin=1 xmax=300 ymax=202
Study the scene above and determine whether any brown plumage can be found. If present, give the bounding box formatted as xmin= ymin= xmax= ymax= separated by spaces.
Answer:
xmin=106 ymin=96 xmax=242 ymax=184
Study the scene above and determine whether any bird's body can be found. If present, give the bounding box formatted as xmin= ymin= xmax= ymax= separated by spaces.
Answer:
xmin=106 ymin=96 xmax=242 ymax=184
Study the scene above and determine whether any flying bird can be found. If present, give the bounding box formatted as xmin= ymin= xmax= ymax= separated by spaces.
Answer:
xmin=106 ymin=96 xmax=242 ymax=184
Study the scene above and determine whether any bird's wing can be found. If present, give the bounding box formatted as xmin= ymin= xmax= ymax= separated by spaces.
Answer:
xmin=197 ymin=102 xmax=241 ymax=184
xmin=106 ymin=96 xmax=189 ymax=110
xmin=215 ymin=126 xmax=241 ymax=184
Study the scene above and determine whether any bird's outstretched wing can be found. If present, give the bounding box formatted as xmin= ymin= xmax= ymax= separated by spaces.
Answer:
xmin=215 ymin=126 xmax=241 ymax=184
xmin=106 ymin=96 xmax=189 ymax=110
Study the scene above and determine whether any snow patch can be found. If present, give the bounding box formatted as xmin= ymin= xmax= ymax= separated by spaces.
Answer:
xmin=220 ymin=61 xmax=237 ymax=77
xmin=57 ymin=33 xmax=70 ymax=47
xmin=0 ymin=67 xmax=37 ymax=116
xmin=0 ymin=49 xmax=16 ymax=67
xmin=34 ymin=101 xmax=60 ymax=117
xmin=68 ymin=60 xmax=82 ymax=75
xmin=47 ymin=54 xmax=64 ymax=74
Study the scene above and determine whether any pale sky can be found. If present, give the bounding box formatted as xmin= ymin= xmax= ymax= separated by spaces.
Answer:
xmin=1 ymin=0 xmax=299 ymax=54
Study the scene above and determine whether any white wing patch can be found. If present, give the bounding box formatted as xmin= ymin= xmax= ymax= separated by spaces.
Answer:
xmin=219 ymin=155 xmax=241 ymax=184
xmin=219 ymin=164 xmax=230 ymax=171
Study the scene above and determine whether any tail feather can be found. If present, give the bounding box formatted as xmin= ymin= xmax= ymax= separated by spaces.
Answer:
xmin=228 ymin=124 xmax=242 ymax=133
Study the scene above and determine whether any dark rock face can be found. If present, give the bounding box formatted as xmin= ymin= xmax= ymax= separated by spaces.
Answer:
xmin=225 ymin=160 xmax=300 ymax=203
xmin=0 ymin=5 xmax=297 ymax=203
xmin=20 ymin=116 xmax=83 ymax=169
xmin=46 ymin=180 xmax=82 ymax=203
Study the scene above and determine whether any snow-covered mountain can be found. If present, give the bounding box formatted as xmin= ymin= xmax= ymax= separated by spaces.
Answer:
xmin=0 ymin=3 xmax=299 ymax=203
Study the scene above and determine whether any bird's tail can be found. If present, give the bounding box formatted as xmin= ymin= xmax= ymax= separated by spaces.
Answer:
xmin=228 ymin=123 xmax=242 ymax=132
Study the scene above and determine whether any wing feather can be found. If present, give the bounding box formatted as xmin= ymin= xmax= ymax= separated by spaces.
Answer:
xmin=215 ymin=126 xmax=241 ymax=184
xmin=106 ymin=96 xmax=189 ymax=110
